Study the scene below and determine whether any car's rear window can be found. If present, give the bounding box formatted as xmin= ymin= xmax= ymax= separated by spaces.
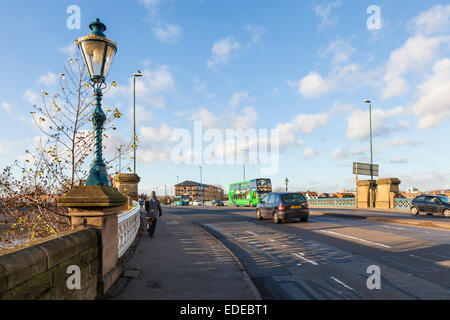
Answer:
xmin=282 ymin=193 xmax=306 ymax=204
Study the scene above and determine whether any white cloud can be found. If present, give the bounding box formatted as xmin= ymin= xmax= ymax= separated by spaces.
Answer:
xmin=276 ymin=113 xmax=328 ymax=148
xmin=377 ymin=137 xmax=423 ymax=151
xmin=37 ymin=72 xmax=57 ymax=86
xmin=1 ymin=102 xmax=12 ymax=112
xmin=229 ymin=106 xmax=258 ymax=130
xmin=127 ymin=105 xmax=153 ymax=125
xmin=0 ymin=140 xmax=16 ymax=157
xmin=332 ymin=147 xmax=368 ymax=160
xmin=189 ymin=107 xmax=219 ymax=129
xmin=193 ymin=78 xmax=215 ymax=99
xmin=413 ymin=4 xmax=450 ymax=36
xmin=58 ymin=43 xmax=77 ymax=56
xmin=245 ymin=24 xmax=266 ymax=44
xmin=390 ymin=157 xmax=408 ymax=164
xmin=144 ymin=65 xmax=174 ymax=92
xmin=346 ymin=106 xmax=404 ymax=140
xmin=230 ymin=91 xmax=250 ymax=108
xmin=113 ymin=64 xmax=175 ymax=109
xmin=289 ymin=63 xmax=367 ymax=98
xmin=23 ymin=89 xmax=41 ymax=105
xmin=207 ymin=36 xmax=240 ymax=68
xmin=303 ymin=146 xmax=318 ymax=160
xmin=138 ymin=147 xmax=170 ymax=164
xmin=140 ymin=0 xmax=161 ymax=17
xmin=321 ymin=37 xmax=355 ymax=65
xmin=314 ymin=0 xmax=342 ymax=29
xmin=381 ymin=35 xmax=449 ymax=99
xmin=152 ymin=23 xmax=183 ymax=43
xmin=139 ymin=124 xmax=175 ymax=144
xmin=411 ymin=58 xmax=450 ymax=129
xmin=290 ymin=71 xmax=334 ymax=98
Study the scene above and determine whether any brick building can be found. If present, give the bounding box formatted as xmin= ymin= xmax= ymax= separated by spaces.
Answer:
xmin=174 ymin=180 xmax=224 ymax=202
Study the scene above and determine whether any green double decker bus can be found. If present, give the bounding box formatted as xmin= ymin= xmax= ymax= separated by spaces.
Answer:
xmin=174 ymin=195 xmax=190 ymax=205
xmin=229 ymin=178 xmax=272 ymax=207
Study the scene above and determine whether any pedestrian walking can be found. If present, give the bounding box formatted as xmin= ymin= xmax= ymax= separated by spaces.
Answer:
xmin=144 ymin=191 xmax=162 ymax=238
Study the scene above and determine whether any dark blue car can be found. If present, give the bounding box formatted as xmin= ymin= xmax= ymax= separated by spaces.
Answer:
xmin=410 ymin=195 xmax=450 ymax=217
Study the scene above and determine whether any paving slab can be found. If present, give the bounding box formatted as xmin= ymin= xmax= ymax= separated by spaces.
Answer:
xmin=108 ymin=212 xmax=260 ymax=300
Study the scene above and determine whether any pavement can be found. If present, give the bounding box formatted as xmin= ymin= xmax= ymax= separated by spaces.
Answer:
xmin=107 ymin=210 xmax=261 ymax=300
xmin=309 ymin=208 xmax=450 ymax=230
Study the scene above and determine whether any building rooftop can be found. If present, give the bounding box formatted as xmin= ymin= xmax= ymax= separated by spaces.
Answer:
xmin=175 ymin=180 xmax=210 ymax=187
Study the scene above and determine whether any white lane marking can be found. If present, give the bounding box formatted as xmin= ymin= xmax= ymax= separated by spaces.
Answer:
xmin=382 ymin=225 xmax=405 ymax=230
xmin=409 ymin=254 xmax=435 ymax=263
xmin=319 ymin=230 xmax=392 ymax=248
xmin=269 ymin=239 xmax=275 ymax=242
xmin=292 ymin=252 xmax=318 ymax=265
xmin=246 ymin=231 xmax=258 ymax=236
xmin=296 ymin=263 xmax=302 ymax=266
xmin=330 ymin=277 xmax=355 ymax=292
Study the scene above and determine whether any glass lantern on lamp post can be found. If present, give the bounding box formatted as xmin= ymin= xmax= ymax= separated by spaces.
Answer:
xmin=76 ymin=18 xmax=117 ymax=186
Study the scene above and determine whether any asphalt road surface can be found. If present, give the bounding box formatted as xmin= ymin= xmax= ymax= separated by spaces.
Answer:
xmin=165 ymin=205 xmax=450 ymax=300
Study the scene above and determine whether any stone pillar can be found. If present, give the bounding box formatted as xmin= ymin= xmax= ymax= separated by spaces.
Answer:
xmin=376 ymin=178 xmax=401 ymax=209
xmin=357 ymin=180 xmax=370 ymax=208
xmin=112 ymin=173 xmax=141 ymax=202
xmin=57 ymin=185 xmax=127 ymax=297
xmin=357 ymin=180 xmax=377 ymax=208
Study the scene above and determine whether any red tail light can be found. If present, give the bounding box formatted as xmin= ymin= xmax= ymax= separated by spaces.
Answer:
xmin=279 ymin=205 xmax=285 ymax=211
xmin=304 ymin=203 xmax=309 ymax=209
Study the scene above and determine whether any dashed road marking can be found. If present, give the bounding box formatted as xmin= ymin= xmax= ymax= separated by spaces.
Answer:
xmin=292 ymin=252 xmax=318 ymax=266
xmin=319 ymin=230 xmax=392 ymax=248
xmin=382 ymin=225 xmax=406 ymax=230
xmin=330 ymin=277 xmax=355 ymax=291
xmin=409 ymin=254 xmax=435 ymax=263
xmin=246 ymin=231 xmax=258 ymax=236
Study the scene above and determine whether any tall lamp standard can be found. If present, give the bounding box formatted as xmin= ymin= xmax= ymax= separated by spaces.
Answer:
xmin=285 ymin=177 xmax=289 ymax=192
xmin=132 ymin=71 xmax=143 ymax=174
xmin=199 ymin=166 xmax=203 ymax=203
xmin=77 ymin=18 xmax=117 ymax=186
xmin=241 ymin=147 xmax=247 ymax=181
xmin=364 ymin=99 xmax=375 ymax=208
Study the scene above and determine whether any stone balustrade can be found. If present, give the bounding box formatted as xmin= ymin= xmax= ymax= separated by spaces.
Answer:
xmin=118 ymin=201 xmax=141 ymax=259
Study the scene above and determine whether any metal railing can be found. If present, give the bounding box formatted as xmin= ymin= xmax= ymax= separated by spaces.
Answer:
xmin=307 ymin=198 xmax=356 ymax=208
xmin=118 ymin=200 xmax=141 ymax=258
xmin=393 ymin=198 xmax=412 ymax=210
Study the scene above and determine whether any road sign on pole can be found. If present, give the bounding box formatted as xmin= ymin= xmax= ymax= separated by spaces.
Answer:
xmin=352 ymin=162 xmax=379 ymax=177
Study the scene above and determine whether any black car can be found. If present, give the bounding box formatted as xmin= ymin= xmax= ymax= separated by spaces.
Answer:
xmin=410 ymin=195 xmax=450 ymax=217
xmin=212 ymin=200 xmax=224 ymax=206
xmin=256 ymin=192 xmax=309 ymax=223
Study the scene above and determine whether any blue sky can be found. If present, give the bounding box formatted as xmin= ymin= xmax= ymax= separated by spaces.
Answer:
xmin=0 ymin=0 xmax=449 ymax=194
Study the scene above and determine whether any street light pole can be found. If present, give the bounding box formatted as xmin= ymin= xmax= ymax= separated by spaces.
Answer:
xmin=241 ymin=148 xmax=246 ymax=181
xmin=77 ymin=19 xmax=117 ymax=186
xmin=199 ymin=166 xmax=202 ymax=203
xmin=285 ymin=177 xmax=289 ymax=192
xmin=132 ymin=71 xmax=143 ymax=174
xmin=364 ymin=99 xmax=375 ymax=208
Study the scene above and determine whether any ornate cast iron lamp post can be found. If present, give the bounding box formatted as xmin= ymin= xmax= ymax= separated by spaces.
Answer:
xmin=77 ymin=18 xmax=117 ymax=186
xmin=285 ymin=177 xmax=289 ymax=192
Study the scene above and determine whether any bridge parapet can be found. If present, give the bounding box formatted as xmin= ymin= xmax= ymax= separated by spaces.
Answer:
xmin=307 ymin=198 xmax=356 ymax=208
xmin=0 ymin=228 xmax=99 ymax=300
xmin=118 ymin=201 xmax=141 ymax=258
xmin=58 ymin=185 xmax=127 ymax=297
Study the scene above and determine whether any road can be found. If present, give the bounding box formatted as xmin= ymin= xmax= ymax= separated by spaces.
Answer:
xmin=165 ymin=205 xmax=450 ymax=300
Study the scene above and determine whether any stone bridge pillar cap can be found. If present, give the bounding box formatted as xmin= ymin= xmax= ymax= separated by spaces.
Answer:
xmin=58 ymin=185 xmax=127 ymax=208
